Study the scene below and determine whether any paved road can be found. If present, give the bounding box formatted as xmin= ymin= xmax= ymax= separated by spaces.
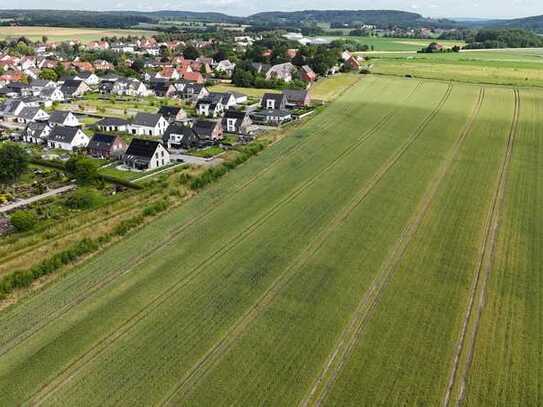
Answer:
xmin=0 ymin=185 xmax=76 ymax=214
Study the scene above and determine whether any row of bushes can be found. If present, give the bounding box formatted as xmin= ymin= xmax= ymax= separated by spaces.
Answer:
xmin=0 ymin=199 xmax=172 ymax=299
xmin=187 ymin=143 xmax=266 ymax=191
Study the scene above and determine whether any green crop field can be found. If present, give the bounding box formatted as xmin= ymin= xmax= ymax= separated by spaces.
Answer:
xmin=0 ymin=75 xmax=540 ymax=406
xmin=311 ymin=36 xmax=464 ymax=52
xmin=0 ymin=26 xmax=157 ymax=43
xmin=366 ymin=49 xmax=543 ymax=88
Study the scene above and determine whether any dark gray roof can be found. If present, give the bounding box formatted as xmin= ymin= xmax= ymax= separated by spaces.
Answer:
xmin=96 ymin=117 xmax=129 ymax=127
xmin=125 ymin=138 xmax=160 ymax=159
xmin=48 ymin=126 xmax=80 ymax=143
xmin=40 ymin=87 xmax=60 ymax=97
xmin=223 ymin=109 xmax=248 ymax=120
xmin=23 ymin=122 xmax=50 ymax=137
xmin=88 ymin=133 xmax=118 ymax=150
xmin=193 ymin=119 xmax=220 ymax=139
xmin=282 ymin=89 xmax=309 ymax=102
xmin=132 ymin=112 xmax=163 ymax=127
xmin=157 ymin=106 xmax=182 ymax=119
xmin=262 ymin=93 xmax=286 ymax=104
xmin=30 ymin=79 xmax=51 ymax=88
xmin=18 ymin=106 xmax=42 ymax=121
xmin=48 ymin=110 xmax=72 ymax=124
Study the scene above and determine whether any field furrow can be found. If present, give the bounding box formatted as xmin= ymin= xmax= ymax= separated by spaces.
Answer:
xmin=323 ymin=86 xmax=515 ymax=406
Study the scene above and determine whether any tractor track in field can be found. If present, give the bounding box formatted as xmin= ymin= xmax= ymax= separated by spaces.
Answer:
xmin=23 ymin=82 xmax=426 ymax=406
xmin=157 ymin=83 xmax=454 ymax=406
xmin=0 ymin=81 xmax=377 ymax=356
xmin=443 ymin=88 xmax=520 ymax=407
xmin=301 ymin=86 xmax=484 ymax=407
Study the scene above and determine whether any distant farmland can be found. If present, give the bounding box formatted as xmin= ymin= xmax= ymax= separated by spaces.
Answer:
xmin=0 ymin=26 xmax=156 ymax=42
xmin=0 ymin=76 xmax=540 ymax=406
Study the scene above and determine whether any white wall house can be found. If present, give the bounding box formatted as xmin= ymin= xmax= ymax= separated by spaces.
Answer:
xmin=128 ymin=113 xmax=169 ymax=137
xmin=47 ymin=126 xmax=90 ymax=151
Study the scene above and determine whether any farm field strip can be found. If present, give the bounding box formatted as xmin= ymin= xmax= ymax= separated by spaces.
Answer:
xmin=0 ymin=76 xmax=422 ymax=404
xmin=24 ymin=79 xmax=435 ymax=406
xmin=0 ymin=77 xmax=384 ymax=355
xmin=463 ymin=89 xmax=543 ymax=405
xmin=156 ymin=86 xmax=484 ymax=407
xmin=303 ymin=87 xmax=486 ymax=407
xmin=324 ymin=87 xmax=515 ymax=406
xmin=444 ymin=89 xmax=520 ymax=406
xmin=27 ymin=83 xmax=446 ymax=407
xmin=158 ymin=84 xmax=454 ymax=406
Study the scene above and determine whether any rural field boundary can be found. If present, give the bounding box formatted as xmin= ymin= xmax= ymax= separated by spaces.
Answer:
xmin=0 ymin=80 xmax=377 ymax=357
xmin=23 ymin=80 xmax=426 ymax=406
xmin=443 ymin=88 xmax=521 ymax=407
xmin=155 ymin=83 xmax=455 ymax=406
xmin=301 ymin=87 xmax=486 ymax=407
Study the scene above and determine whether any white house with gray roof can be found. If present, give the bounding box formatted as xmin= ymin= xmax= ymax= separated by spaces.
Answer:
xmin=46 ymin=126 xmax=89 ymax=151
xmin=128 ymin=112 xmax=169 ymax=137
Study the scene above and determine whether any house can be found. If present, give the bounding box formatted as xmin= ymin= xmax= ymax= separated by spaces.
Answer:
xmin=29 ymin=79 xmax=56 ymax=93
xmin=74 ymin=72 xmax=101 ymax=86
xmin=40 ymin=87 xmax=64 ymax=103
xmin=87 ymin=133 xmax=127 ymax=159
xmin=157 ymin=106 xmax=188 ymax=123
xmin=162 ymin=123 xmax=199 ymax=150
xmin=300 ymin=65 xmax=317 ymax=82
xmin=261 ymin=93 xmax=287 ymax=110
xmin=250 ymin=109 xmax=292 ymax=126
xmin=149 ymin=80 xmax=176 ymax=97
xmin=344 ymin=56 xmax=362 ymax=71
xmin=49 ymin=111 xmax=80 ymax=127
xmin=282 ymin=89 xmax=311 ymax=107
xmin=60 ymin=80 xmax=90 ymax=98
xmin=196 ymin=96 xmax=224 ymax=118
xmin=112 ymin=78 xmax=147 ymax=97
xmin=0 ymin=82 xmax=31 ymax=97
xmin=222 ymin=110 xmax=252 ymax=134
xmin=95 ymin=117 xmax=130 ymax=132
xmin=266 ymin=63 xmax=297 ymax=82
xmin=0 ymin=99 xmax=27 ymax=120
xmin=124 ymin=138 xmax=170 ymax=171
xmin=94 ymin=59 xmax=114 ymax=71
xmin=231 ymin=92 xmax=248 ymax=105
xmin=156 ymin=67 xmax=180 ymax=81
xmin=129 ymin=112 xmax=169 ymax=137
xmin=182 ymin=71 xmax=204 ymax=84
xmin=47 ymin=126 xmax=89 ymax=151
xmin=22 ymin=122 xmax=52 ymax=144
xmin=193 ymin=119 xmax=223 ymax=143
xmin=215 ymin=60 xmax=236 ymax=77
xmin=178 ymin=83 xmax=208 ymax=102
xmin=16 ymin=106 xmax=49 ymax=124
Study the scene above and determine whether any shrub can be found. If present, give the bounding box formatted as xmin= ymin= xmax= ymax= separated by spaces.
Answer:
xmin=64 ymin=188 xmax=103 ymax=210
xmin=10 ymin=210 xmax=38 ymax=232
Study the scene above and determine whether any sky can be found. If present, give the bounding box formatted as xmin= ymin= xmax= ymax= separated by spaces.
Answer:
xmin=3 ymin=0 xmax=542 ymax=19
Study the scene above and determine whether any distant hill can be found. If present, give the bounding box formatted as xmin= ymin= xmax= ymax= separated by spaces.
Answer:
xmin=484 ymin=15 xmax=543 ymax=32
xmin=248 ymin=9 xmax=456 ymax=28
